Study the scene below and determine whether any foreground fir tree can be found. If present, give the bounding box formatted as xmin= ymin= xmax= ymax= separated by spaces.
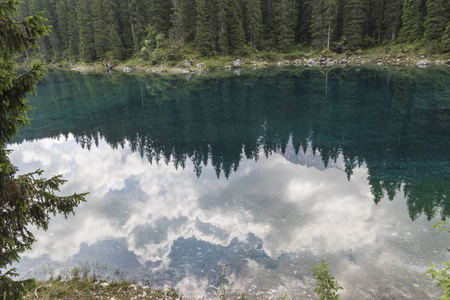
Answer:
xmin=0 ymin=1 xmax=87 ymax=298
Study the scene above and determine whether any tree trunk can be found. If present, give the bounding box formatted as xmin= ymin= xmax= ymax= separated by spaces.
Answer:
xmin=327 ymin=23 xmax=331 ymax=50
xmin=127 ymin=0 xmax=135 ymax=43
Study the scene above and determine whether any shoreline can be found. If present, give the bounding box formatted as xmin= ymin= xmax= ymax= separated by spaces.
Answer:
xmin=23 ymin=51 xmax=450 ymax=75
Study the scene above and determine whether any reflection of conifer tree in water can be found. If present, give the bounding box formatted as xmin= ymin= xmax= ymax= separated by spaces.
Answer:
xmin=13 ymin=68 xmax=450 ymax=221
xmin=260 ymin=71 xmax=299 ymax=156
xmin=290 ymin=71 xmax=315 ymax=157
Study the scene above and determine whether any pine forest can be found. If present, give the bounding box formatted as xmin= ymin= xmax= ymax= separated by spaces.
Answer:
xmin=13 ymin=0 xmax=450 ymax=62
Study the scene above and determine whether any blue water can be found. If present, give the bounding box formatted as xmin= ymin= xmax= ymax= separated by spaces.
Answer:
xmin=9 ymin=67 xmax=450 ymax=299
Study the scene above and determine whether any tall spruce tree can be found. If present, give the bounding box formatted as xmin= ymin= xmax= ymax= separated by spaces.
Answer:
xmin=150 ymin=0 xmax=172 ymax=35
xmin=368 ymin=0 xmax=385 ymax=44
xmin=296 ymin=0 xmax=313 ymax=45
xmin=382 ymin=0 xmax=403 ymax=41
xmin=424 ymin=0 xmax=450 ymax=42
xmin=243 ymin=0 xmax=263 ymax=48
xmin=65 ymin=0 xmax=80 ymax=58
xmin=0 ymin=1 xmax=87 ymax=298
xmin=343 ymin=0 xmax=369 ymax=49
xmin=55 ymin=0 xmax=69 ymax=51
xmin=131 ymin=0 xmax=146 ymax=51
xmin=217 ymin=0 xmax=229 ymax=54
xmin=92 ymin=0 xmax=109 ymax=59
xmin=271 ymin=0 xmax=298 ymax=52
xmin=310 ymin=0 xmax=338 ymax=49
xmin=76 ymin=0 xmax=96 ymax=60
xmin=105 ymin=0 xmax=126 ymax=60
xmin=399 ymin=0 xmax=426 ymax=42
xmin=169 ymin=0 xmax=184 ymax=59
xmin=227 ymin=0 xmax=245 ymax=52
xmin=180 ymin=0 xmax=197 ymax=41
xmin=196 ymin=0 xmax=214 ymax=55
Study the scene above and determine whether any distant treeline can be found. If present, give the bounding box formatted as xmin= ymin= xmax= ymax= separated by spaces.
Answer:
xmin=17 ymin=0 xmax=450 ymax=62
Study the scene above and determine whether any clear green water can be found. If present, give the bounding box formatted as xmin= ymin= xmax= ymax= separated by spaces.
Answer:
xmin=9 ymin=67 xmax=450 ymax=299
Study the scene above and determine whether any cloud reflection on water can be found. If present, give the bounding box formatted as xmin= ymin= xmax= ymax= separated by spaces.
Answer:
xmin=9 ymin=134 xmax=446 ymax=299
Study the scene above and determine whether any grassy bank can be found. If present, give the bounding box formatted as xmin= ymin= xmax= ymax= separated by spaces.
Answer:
xmin=23 ymin=278 xmax=183 ymax=300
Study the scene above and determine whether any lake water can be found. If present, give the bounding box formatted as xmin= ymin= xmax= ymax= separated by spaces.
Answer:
xmin=9 ymin=67 xmax=450 ymax=299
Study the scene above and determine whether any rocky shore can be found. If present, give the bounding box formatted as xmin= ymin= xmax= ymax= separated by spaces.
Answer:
xmin=47 ymin=52 xmax=450 ymax=75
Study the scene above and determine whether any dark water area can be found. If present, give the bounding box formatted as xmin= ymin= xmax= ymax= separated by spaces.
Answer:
xmin=9 ymin=67 xmax=450 ymax=299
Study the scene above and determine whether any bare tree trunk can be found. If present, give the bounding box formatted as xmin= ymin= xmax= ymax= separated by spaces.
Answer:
xmin=327 ymin=23 xmax=331 ymax=50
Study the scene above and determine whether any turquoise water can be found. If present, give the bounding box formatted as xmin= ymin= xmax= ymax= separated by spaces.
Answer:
xmin=9 ymin=67 xmax=450 ymax=299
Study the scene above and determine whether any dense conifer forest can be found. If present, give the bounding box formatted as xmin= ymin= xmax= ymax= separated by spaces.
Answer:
xmin=14 ymin=0 xmax=450 ymax=63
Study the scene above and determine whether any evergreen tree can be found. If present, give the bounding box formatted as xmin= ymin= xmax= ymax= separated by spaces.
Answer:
xmin=0 ymin=1 xmax=87 ymax=298
xmin=55 ymin=0 xmax=69 ymax=51
xmin=76 ymin=0 xmax=96 ymax=60
xmin=243 ymin=0 xmax=263 ymax=48
xmin=310 ymin=0 xmax=338 ymax=49
xmin=382 ymin=0 xmax=402 ymax=41
xmin=150 ymin=0 xmax=172 ymax=35
xmin=424 ymin=0 xmax=450 ymax=42
xmin=399 ymin=0 xmax=426 ymax=42
xmin=441 ymin=21 xmax=450 ymax=51
xmin=217 ymin=0 xmax=229 ymax=54
xmin=227 ymin=0 xmax=245 ymax=51
xmin=105 ymin=0 xmax=126 ymax=60
xmin=126 ymin=0 xmax=136 ymax=46
xmin=368 ymin=0 xmax=385 ymax=44
xmin=296 ymin=0 xmax=313 ymax=45
xmin=35 ymin=0 xmax=61 ymax=60
xmin=180 ymin=0 xmax=197 ymax=41
xmin=117 ymin=0 xmax=135 ymax=58
xmin=195 ymin=0 xmax=214 ymax=55
xmin=271 ymin=0 xmax=298 ymax=52
xmin=92 ymin=0 xmax=109 ymax=59
xmin=343 ymin=0 xmax=369 ymax=49
xmin=169 ymin=0 xmax=184 ymax=59
xmin=130 ymin=0 xmax=148 ymax=51
xmin=65 ymin=0 xmax=80 ymax=58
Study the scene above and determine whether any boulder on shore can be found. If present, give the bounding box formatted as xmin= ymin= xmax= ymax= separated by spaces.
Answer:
xmin=417 ymin=60 xmax=431 ymax=68
xmin=182 ymin=60 xmax=191 ymax=68
xmin=232 ymin=59 xmax=241 ymax=68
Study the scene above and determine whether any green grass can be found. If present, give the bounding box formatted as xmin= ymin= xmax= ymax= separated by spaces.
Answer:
xmin=24 ymin=278 xmax=181 ymax=300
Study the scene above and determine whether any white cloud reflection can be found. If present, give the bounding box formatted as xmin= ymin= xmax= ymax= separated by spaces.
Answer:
xmin=9 ymin=135 xmax=447 ymax=299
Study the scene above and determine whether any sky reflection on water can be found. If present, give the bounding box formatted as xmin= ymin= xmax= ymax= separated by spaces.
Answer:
xmin=10 ymin=134 xmax=447 ymax=299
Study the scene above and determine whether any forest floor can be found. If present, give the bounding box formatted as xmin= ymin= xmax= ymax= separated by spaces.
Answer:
xmin=38 ymin=44 xmax=450 ymax=75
